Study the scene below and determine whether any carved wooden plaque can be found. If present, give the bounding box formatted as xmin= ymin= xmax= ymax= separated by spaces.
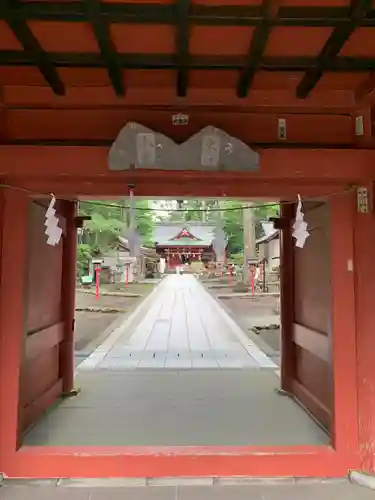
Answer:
xmin=108 ymin=122 xmax=260 ymax=172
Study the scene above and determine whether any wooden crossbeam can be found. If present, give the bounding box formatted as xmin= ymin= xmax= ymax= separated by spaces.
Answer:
xmin=1 ymin=52 xmax=375 ymax=72
xmin=4 ymin=2 xmax=375 ymax=28
xmin=175 ymin=0 xmax=190 ymax=97
xmin=84 ymin=0 xmax=124 ymax=96
xmin=237 ymin=0 xmax=279 ymax=98
xmin=296 ymin=0 xmax=373 ymax=98
xmin=1 ymin=0 xmax=65 ymax=95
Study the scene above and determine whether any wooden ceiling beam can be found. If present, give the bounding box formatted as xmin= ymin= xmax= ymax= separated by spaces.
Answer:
xmin=296 ymin=0 xmax=373 ymax=99
xmin=175 ymin=0 xmax=190 ymax=97
xmin=84 ymin=0 xmax=124 ymax=96
xmin=4 ymin=2 xmax=375 ymax=28
xmin=237 ymin=0 xmax=279 ymax=98
xmin=1 ymin=52 xmax=375 ymax=72
xmin=0 ymin=0 xmax=64 ymax=95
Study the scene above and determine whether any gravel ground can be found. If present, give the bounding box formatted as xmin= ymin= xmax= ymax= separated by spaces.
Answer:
xmin=74 ymin=283 xmax=156 ymax=363
xmin=208 ymin=287 xmax=281 ymax=358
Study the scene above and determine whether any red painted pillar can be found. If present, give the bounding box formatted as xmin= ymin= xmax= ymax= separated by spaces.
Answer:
xmin=354 ymin=185 xmax=375 ymax=473
xmin=330 ymin=194 xmax=358 ymax=457
xmin=0 ymin=188 xmax=29 ymax=463
xmin=60 ymin=200 xmax=77 ymax=395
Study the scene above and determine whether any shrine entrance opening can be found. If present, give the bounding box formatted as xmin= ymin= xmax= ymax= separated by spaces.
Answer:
xmin=0 ymin=158 xmax=354 ymax=480
xmin=0 ymin=0 xmax=370 ymax=479
xmin=0 ymin=153 xmax=360 ymax=478
xmin=18 ymin=192 xmax=333 ymax=452
xmin=19 ymin=190 xmax=333 ymax=447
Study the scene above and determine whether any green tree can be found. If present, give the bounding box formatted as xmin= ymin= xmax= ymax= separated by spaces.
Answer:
xmin=221 ymin=200 xmax=244 ymax=254
xmin=167 ymin=199 xmax=221 ymax=222
xmin=76 ymin=243 xmax=92 ymax=277
xmin=221 ymin=200 xmax=279 ymax=256
xmin=134 ymin=199 xmax=155 ymax=246
xmin=79 ymin=199 xmax=155 ymax=252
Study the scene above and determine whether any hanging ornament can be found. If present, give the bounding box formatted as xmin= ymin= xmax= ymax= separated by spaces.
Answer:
xmin=45 ymin=195 xmax=62 ymax=246
xmin=292 ymin=194 xmax=310 ymax=248
xmin=126 ymin=187 xmax=141 ymax=257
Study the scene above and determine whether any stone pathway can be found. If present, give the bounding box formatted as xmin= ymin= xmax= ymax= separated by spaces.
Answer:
xmin=0 ymin=481 xmax=374 ymax=500
xmin=79 ymin=275 xmax=276 ymax=371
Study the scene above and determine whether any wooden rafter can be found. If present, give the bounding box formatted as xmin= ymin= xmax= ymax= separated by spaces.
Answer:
xmin=84 ymin=0 xmax=124 ymax=96
xmin=3 ymin=2 xmax=375 ymax=28
xmin=175 ymin=0 xmax=190 ymax=97
xmin=1 ymin=52 xmax=375 ymax=72
xmin=237 ymin=0 xmax=279 ymax=98
xmin=1 ymin=0 xmax=64 ymax=95
xmin=296 ymin=0 xmax=373 ymax=98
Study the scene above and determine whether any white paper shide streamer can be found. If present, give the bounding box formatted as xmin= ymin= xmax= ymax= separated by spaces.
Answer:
xmin=45 ymin=195 xmax=63 ymax=246
xmin=292 ymin=194 xmax=309 ymax=248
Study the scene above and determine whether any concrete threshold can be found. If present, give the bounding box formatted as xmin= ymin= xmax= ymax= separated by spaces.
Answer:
xmin=1 ymin=476 xmax=350 ymax=488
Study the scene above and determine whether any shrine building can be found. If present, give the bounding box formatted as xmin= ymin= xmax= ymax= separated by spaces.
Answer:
xmin=154 ymin=222 xmax=216 ymax=269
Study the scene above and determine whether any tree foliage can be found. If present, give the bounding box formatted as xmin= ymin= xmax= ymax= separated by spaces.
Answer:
xmin=77 ymin=199 xmax=155 ymax=273
xmin=76 ymin=243 xmax=92 ymax=277
xmin=222 ymin=201 xmax=279 ymax=254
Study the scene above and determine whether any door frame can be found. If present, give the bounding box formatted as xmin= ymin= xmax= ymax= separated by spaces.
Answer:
xmin=0 ymin=146 xmax=360 ymax=478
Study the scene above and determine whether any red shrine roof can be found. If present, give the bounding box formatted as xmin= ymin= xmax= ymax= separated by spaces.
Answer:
xmin=0 ymin=1 xmax=374 ymax=147
xmin=154 ymin=222 xmax=215 ymax=247
xmin=170 ymin=227 xmax=201 ymax=240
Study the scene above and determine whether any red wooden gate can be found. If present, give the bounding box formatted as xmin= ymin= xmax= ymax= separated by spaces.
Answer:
xmin=19 ymin=200 xmax=66 ymax=435
xmin=281 ymin=201 xmax=332 ymax=432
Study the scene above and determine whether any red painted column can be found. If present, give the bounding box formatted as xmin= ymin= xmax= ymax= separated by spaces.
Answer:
xmin=60 ymin=200 xmax=77 ymax=394
xmin=0 ymin=188 xmax=29 ymax=464
xmin=354 ymin=184 xmax=375 ymax=473
xmin=330 ymin=194 xmax=358 ymax=458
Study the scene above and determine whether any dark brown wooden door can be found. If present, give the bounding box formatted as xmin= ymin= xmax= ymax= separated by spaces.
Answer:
xmin=281 ymin=201 xmax=332 ymax=432
xmin=19 ymin=200 xmax=66 ymax=434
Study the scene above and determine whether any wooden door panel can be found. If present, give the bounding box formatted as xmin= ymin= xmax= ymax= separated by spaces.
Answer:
xmin=283 ymin=202 xmax=332 ymax=432
xmin=20 ymin=200 xmax=65 ymax=434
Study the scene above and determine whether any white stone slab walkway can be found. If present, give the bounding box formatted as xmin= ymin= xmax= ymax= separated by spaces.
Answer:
xmin=78 ymin=274 xmax=276 ymax=371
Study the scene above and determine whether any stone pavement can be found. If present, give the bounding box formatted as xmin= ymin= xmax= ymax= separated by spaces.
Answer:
xmin=0 ymin=480 xmax=374 ymax=500
xmin=78 ymin=274 xmax=276 ymax=371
